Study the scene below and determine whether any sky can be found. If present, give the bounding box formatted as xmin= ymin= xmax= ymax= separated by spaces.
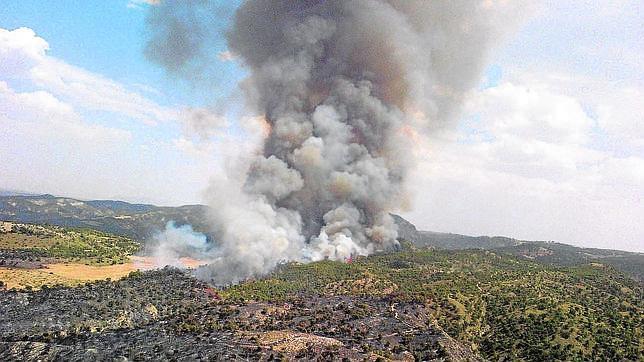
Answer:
xmin=0 ymin=1 xmax=642 ymax=252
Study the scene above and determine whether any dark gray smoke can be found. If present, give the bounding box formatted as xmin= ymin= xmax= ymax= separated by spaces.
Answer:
xmin=146 ymin=0 xmax=528 ymax=284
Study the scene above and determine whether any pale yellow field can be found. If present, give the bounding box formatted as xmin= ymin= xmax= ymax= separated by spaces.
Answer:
xmin=0 ymin=267 xmax=81 ymax=290
xmin=0 ymin=256 xmax=207 ymax=290
xmin=44 ymin=262 xmax=141 ymax=282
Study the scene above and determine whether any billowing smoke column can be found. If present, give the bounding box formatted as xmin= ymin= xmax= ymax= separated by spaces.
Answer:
xmin=146 ymin=0 xmax=525 ymax=284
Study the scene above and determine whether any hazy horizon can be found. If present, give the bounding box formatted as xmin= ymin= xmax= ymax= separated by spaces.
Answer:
xmin=2 ymin=188 xmax=642 ymax=254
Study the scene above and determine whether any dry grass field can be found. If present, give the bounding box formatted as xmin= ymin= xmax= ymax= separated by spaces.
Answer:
xmin=45 ymin=262 xmax=141 ymax=282
xmin=0 ymin=256 xmax=207 ymax=290
xmin=0 ymin=267 xmax=81 ymax=290
xmin=0 ymin=221 xmax=152 ymax=289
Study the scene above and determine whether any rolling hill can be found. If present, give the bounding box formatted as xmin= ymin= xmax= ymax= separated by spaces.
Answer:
xmin=394 ymin=215 xmax=644 ymax=283
xmin=0 ymin=194 xmax=642 ymax=360
xmin=0 ymin=194 xmax=209 ymax=242
xmin=1 ymin=194 xmax=642 ymax=283
xmin=1 ymin=249 xmax=641 ymax=360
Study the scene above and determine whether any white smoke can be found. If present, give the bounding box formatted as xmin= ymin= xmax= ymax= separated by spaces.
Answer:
xmin=146 ymin=0 xmax=529 ymax=285
xmin=180 ymin=107 xmax=228 ymax=140
xmin=148 ymin=221 xmax=211 ymax=268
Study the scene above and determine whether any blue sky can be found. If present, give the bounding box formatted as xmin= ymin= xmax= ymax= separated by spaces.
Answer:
xmin=0 ymin=1 xmax=642 ymax=252
xmin=1 ymin=0 xmax=245 ymax=105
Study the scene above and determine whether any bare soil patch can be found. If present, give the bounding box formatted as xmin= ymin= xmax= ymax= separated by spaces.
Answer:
xmin=0 ymin=256 xmax=208 ymax=290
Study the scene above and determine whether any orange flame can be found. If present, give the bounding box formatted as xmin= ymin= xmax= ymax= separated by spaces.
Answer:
xmin=257 ymin=115 xmax=272 ymax=139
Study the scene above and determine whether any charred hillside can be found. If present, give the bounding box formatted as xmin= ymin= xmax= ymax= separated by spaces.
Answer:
xmin=0 ymin=267 xmax=479 ymax=361
xmin=1 ymin=249 xmax=641 ymax=361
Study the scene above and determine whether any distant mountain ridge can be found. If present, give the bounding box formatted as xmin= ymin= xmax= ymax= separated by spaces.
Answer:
xmin=0 ymin=189 xmax=40 ymax=197
xmin=394 ymin=215 xmax=644 ymax=282
xmin=1 ymin=194 xmax=641 ymax=282
xmin=0 ymin=194 xmax=209 ymax=242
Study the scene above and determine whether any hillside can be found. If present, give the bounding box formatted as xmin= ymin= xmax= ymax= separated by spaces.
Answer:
xmin=224 ymin=249 xmax=643 ymax=361
xmin=1 ymin=249 xmax=641 ymax=361
xmin=394 ymin=215 xmax=644 ymax=283
xmin=0 ymin=267 xmax=480 ymax=361
xmin=0 ymin=221 xmax=144 ymax=290
xmin=0 ymin=194 xmax=209 ymax=241
xmin=2 ymin=194 xmax=642 ymax=283
xmin=0 ymin=221 xmax=140 ymax=265
xmin=0 ymin=195 xmax=642 ymax=360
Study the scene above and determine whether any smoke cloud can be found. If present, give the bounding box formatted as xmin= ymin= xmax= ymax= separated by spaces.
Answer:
xmin=180 ymin=107 xmax=228 ymax=140
xmin=148 ymin=221 xmax=212 ymax=268
xmin=146 ymin=0 xmax=527 ymax=285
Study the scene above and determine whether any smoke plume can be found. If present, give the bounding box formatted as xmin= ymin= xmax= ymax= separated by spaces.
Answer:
xmin=146 ymin=0 xmax=527 ymax=285
xmin=148 ymin=221 xmax=212 ymax=268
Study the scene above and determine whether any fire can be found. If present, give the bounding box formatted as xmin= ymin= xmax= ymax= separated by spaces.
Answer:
xmin=258 ymin=115 xmax=272 ymax=139
xmin=399 ymin=124 xmax=421 ymax=146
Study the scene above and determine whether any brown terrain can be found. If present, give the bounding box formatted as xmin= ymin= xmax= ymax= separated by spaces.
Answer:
xmin=0 ymin=256 xmax=207 ymax=290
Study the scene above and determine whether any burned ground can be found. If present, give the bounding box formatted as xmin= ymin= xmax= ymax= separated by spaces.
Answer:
xmin=1 ymin=248 xmax=643 ymax=361
xmin=0 ymin=267 xmax=479 ymax=361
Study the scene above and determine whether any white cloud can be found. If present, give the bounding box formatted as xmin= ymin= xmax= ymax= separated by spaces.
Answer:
xmin=0 ymin=89 xmax=212 ymax=206
xmin=468 ymin=81 xmax=594 ymax=144
xmin=0 ymin=27 xmax=218 ymax=205
xmin=0 ymin=80 xmax=130 ymax=145
xmin=0 ymin=79 xmax=144 ymax=203
xmin=0 ymin=27 xmax=48 ymax=76
xmin=403 ymin=74 xmax=644 ymax=252
xmin=595 ymin=86 xmax=644 ymax=146
xmin=173 ymin=137 xmax=217 ymax=160
xmin=0 ymin=27 xmax=177 ymax=125
xmin=127 ymin=0 xmax=160 ymax=10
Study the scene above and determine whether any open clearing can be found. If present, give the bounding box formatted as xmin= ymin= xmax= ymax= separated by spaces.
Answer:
xmin=0 ymin=256 xmax=207 ymax=290
xmin=0 ymin=222 xmax=207 ymax=289
xmin=0 ymin=267 xmax=80 ymax=289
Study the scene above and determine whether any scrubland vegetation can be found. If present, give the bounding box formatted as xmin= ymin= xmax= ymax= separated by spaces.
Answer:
xmin=0 ymin=222 xmax=142 ymax=289
xmin=0 ymin=222 xmax=140 ymax=265
xmin=0 ymin=268 xmax=477 ymax=360
xmin=0 ymin=217 xmax=641 ymax=360
xmin=0 ymin=247 xmax=641 ymax=360
xmin=223 ymin=248 xmax=643 ymax=361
